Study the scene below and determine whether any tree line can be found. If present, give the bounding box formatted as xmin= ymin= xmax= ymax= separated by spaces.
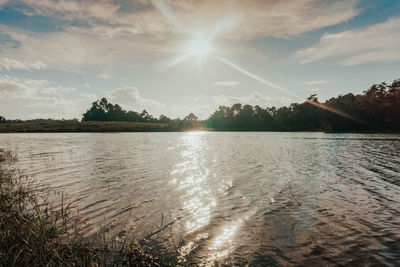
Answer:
xmin=81 ymin=97 xmax=201 ymax=130
xmin=1 ymin=79 xmax=399 ymax=132
xmin=207 ymin=79 xmax=400 ymax=132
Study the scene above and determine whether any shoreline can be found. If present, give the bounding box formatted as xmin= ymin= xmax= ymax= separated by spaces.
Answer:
xmin=0 ymin=121 xmax=399 ymax=134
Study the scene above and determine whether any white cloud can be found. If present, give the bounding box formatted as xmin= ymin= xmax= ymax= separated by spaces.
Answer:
xmin=213 ymin=81 xmax=239 ymax=87
xmin=106 ymin=88 xmax=291 ymax=120
xmin=214 ymin=92 xmax=292 ymax=108
xmin=296 ymin=17 xmax=400 ymax=66
xmin=97 ymin=73 xmax=114 ymax=80
xmin=0 ymin=0 xmax=360 ymax=72
xmin=305 ymin=80 xmax=328 ymax=85
xmin=166 ymin=92 xmax=293 ymax=119
xmin=0 ymin=24 xmax=174 ymax=71
xmin=0 ymin=74 xmax=87 ymax=119
xmin=108 ymin=87 xmax=163 ymax=115
xmin=21 ymin=0 xmax=121 ymax=22
xmin=18 ymin=0 xmax=359 ymax=40
xmin=0 ymin=75 xmax=44 ymax=98
xmin=0 ymin=58 xmax=46 ymax=71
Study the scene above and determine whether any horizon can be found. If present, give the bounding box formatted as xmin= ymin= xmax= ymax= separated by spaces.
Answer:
xmin=0 ymin=0 xmax=400 ymax=120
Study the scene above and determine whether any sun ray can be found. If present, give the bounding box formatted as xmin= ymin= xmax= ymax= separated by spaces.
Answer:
xmin=159 ymin=51 xmax=193 ymax=70
xmin=150 ymin=0 xmax=183 ymax=31
xmin=216 ymin=55 xmax=366 ymax=124
xmin=216 ymin=55 xmax=299 ymax=100
xmin=150 ymin=0 xmax=365 ymax=125
xmin=305 ymin=100 xmax=368 ymax=125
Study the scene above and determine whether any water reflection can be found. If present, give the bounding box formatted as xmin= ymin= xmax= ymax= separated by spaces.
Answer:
xmin=207 ymin=215 xmax=247 ymax=263
xmin=171 ymin=132 xmax=216 ymax=236
xmin=171 ymin=132 xmax=254 ymax=264
xmin=1 ymin=132 xmax=399 ymax=265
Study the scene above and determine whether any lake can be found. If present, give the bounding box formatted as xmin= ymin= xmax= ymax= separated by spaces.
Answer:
xmin=0 ymin=132 xmax=399 ymax=266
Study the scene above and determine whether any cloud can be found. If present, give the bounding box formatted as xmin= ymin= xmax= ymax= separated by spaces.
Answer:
xmin=0 ymin=0 xmax=360 ymax=71
xmin=0 ymin=75 xmax=44 ymax=97
xmin=0 ymin=0 xmax=8 ymax=8
xmin=0 ymin=78 xmax=24 ymax=98
xmin=108 ymin=86 xmax=163 ymax=115
xmin=0 ymin=74 xmax=87 ymax=119
xmin=21 ymin=0 xmax=121 ymax=22
xmin=213 ymin=81 xmax=239 ymax=87
xmin=106 ymin=88 xmax=291 ymax=120
xmin=0 ymin=25 xmax=168 ymax=71
xmin=16 ymin=0 xmax=359 ymax=40
xmin=214 ymin=92 xmax=292 ymax=107
xmin=0 ymin=58 xmax=46 ymax=71
xmin=167 ymin=92 xmax=293 ymax=119
xmin=296 ymin=17 xmax=400 ymax=66
xmin=97 ymin=73 xmax=114 ymax=80
xmin=305 ymin=80 xmax=328 ymax=85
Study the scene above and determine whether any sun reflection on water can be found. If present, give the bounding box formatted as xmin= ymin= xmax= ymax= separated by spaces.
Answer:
xmin=208 ymin=218 xmax=243 ymax=260
xmin=171 ymin=132 xmax=250 ymax=264
xmin=171 ymin=132 xmax=216 ymax=234
xmin=205 ymin=210 xmax=255 ymax=264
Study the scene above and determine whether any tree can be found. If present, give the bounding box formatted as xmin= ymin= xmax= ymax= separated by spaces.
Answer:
xmin=184 ymin=113 xmax=198 ymax=122
xmin=158 ymin=115 xmax=171 ymax=123
xmin=82 ymin=100 xmax=107 ymax=121
xmin=82 ymin=98 xmax=164 ymax=124
xmin=0 ymin=115 xmax=6 ymax=123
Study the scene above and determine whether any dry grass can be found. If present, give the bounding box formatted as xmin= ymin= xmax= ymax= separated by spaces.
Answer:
xmin=0 ymin=121 xmax=169 ymax=133
xmin=0 ymin=149 xmax=179 ymax=266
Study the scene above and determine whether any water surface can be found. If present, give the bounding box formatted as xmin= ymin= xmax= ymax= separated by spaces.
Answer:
xmin=1 ymin=132 xmax=399 ymax=266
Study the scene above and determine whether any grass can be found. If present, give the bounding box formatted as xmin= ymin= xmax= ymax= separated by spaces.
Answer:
xmin=0 ymin=149 xmax=180 ymax=266
xmin=0 ymin=121 xmax=169 ymax=133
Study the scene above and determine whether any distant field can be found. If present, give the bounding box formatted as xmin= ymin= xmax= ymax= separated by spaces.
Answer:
xmin=0 ymin=121 xmax=169 ymax=133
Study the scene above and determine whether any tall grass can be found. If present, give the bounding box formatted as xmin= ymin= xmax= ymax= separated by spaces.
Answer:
xmin=0 ymin=149 xmax=179 ymax=266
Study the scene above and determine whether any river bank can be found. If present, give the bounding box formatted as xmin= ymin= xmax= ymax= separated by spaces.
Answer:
xmin=0 ymin=121 xmax=169 ymax=133
xmin=0 ymin=149 xmax=180 ymax=266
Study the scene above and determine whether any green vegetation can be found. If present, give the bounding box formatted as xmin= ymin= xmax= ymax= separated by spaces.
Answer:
xmin=207 ymin=79 xmax=400 ymax=132
xmin=1 ymin=78 xmax=399 ymax=133
xmin=0 ymin=150 xmax=179 ymax=266
xmin=0 ymin=121 xmax=168 ymax=133
xmin=82 ymin=98 xmax=203 ymax=131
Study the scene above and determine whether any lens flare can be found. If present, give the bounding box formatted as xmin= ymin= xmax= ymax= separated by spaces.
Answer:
xmin=151 ymin=0 xmax=365 ymax=125
xmin=188 ymin=39 xmax=213 ymax=58
xmin=216 ymin=55 xmax=299 ymax=100
xmin=306 ymin=100 xmax=367 ymax=125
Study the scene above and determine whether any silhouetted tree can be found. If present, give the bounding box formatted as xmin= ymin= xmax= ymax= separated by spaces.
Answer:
xmin=184 ymin=113 xmax=198 ymax=122
xmin=206 ymin=79 xmax=400 ymax=132
xmin=158 ymin=115 xmax=171 ymax=124
xmin=81 ymin=79 xmax=400 ymax=132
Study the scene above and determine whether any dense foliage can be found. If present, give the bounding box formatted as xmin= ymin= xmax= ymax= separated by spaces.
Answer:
xmin=207 ymin=79 xmax=400 ymax=132
xmin=82 ymin=98 xmax=159 ymax=123
xmin=82 ymin=97 xmax=202 ymax=130
xmin=3 ymin=79 xmax=399 ymax=132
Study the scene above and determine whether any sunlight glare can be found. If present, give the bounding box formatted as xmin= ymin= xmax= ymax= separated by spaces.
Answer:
xmin=188 ymin=38 xmax=213 ymax=59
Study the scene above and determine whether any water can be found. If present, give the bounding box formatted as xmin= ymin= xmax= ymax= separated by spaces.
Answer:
xmin=0 ymin=132 xmax=399 ymax=266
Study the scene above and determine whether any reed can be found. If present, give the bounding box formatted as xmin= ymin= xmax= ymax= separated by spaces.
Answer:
xmin=0 ymin=149 xmax=179 ymax=266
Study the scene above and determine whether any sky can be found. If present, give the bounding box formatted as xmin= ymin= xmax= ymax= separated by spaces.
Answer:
xmin=0 ymin=0 xmax=399 ymax=120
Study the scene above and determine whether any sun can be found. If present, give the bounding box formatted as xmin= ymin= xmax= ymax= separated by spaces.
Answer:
xmin=187 ymin=38 xmax=213 ymax=58
xmin=163 ymin=35 xmax=214 ymax=69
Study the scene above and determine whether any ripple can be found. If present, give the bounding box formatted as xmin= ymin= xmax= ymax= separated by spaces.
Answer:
xmin=0 ymin=132 xmax=399 ymax=265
